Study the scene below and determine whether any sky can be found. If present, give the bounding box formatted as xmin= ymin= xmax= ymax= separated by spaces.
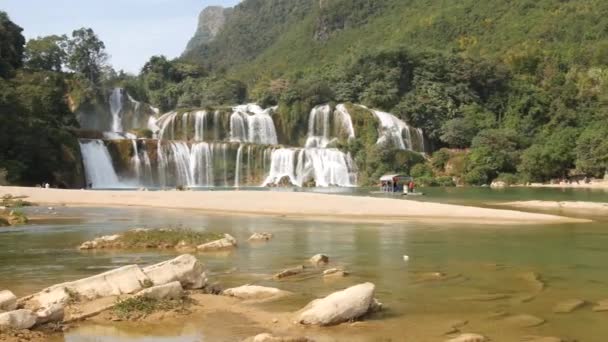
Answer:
xmin=2 ymin=0 xmax=240 ymax=73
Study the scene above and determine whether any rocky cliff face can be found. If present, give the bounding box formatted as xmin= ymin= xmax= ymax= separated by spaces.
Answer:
xmin=183 ymin=6 xmax=232 ymax=56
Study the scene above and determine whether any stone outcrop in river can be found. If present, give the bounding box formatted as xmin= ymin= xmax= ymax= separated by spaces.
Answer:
xmin=297 ymin=282 xmax=381 ymax=326
xmin=6 ymin=254 xmax=206 ymax=331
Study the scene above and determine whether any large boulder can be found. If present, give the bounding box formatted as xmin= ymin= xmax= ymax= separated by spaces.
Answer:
xmin=0 ymin=290 xmax=17 ymax=312
xmin=143 ymin=254 xmax=206 ymax=289
xmin=0 ymin=310 xmax=37 ymax=330
xmin=136 ymin=281 xmax=183 ymax=300
xmin=223 ymin=285 xmax=289 ymax=301
xmin=298 ymin=283 xmax=378 ymax=326
xmin=197 ymin=234 xmax=237 ymax=251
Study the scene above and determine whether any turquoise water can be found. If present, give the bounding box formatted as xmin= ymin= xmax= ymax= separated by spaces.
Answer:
xmin=0 ymin=188 xmax=607 ymax=341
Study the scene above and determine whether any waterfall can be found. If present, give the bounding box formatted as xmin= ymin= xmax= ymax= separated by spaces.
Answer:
xmin=234 ymin=144 xmax=244 ymax=187
xmin=190 ymin=143 xmax=214 ymax=187
xmin=305 ymin=104 xmax=355 ymax=148
xmin=109 ymin=88 xmax=123 ymax=132
xmin=230 ymin=105 xmax=278 ymax=145
xmin=194 ymin=111 xmax=208 ymax=141
xmin=79 ymin=139 xmax=122 ymax=189
xmin=130 ymin=140 xmax=152 ymax=186
xmin=369 ymin=108 xmax=425 ymax=152
xmin=263 ymin=148 xmax=356 ymax=187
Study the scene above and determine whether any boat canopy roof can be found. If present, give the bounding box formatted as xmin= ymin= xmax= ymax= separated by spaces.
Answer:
xmin=380 ymin=174 xmax=412 ymax=182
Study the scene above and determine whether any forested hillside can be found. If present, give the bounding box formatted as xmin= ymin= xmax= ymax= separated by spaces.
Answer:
xmin=173 ymin=0 xmax=608 ymax=185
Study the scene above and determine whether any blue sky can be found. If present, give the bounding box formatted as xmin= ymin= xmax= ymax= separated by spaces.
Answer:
xmin=2 ymin=0 xmax=240 ymax=73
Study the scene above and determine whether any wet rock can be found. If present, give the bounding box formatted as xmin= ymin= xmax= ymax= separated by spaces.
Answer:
xmin=136 ymin=281 xmax=183 ymax=300
xmin=445 ymin=333 xmax=488 ymax=342
xmin=309 ymin=254 xmax=329 ymax=266
xmin=512 ymin=294 xmax=536 ymax=304
xmin=0 ymin=290 xmax=17 ymax=311
xmin=0 ymin=310 xmax=37 ymax=330
xmin=274 ymin=266 xmax=305 ymax=279
xmin=456 ymin=293 xmax=511 ymax=301
xmin=553 ymin=299 xmax=586 ymax=313
xmin=223 ymin=285 xmax=289 ymax=301
xmin=298 ymin=282 xmax=378 ymax=326
xmin=245 ymin=333 xmax=314 ymax=342
xmin=503 ymin=314 xmax=545 ymax=328
xmin=592 ymin=299 xmax=608 ymax=312
xmin=415 ymin=272 xmax=463 ymax=282
xmin=249 ymin=233 xmax=273 ymax=242
xmin=323 ymin=268 xmax=349 ymax=278
xmin=143 ymin=254 xmax=207 ymax=289
xmin=196 ymin=234 xmax=237 ymax=251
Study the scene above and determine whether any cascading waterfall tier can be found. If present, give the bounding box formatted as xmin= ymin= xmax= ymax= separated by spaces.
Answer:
xmin=78 ymin=139 xmax=123 ymax=189
xmin=156 ymin=104 xmax=278 ymax=145
xmin=263 ymin=148 xmax=357 ymax=187
xmin=78 ymin=98 xmax=427 ymax=188
xmin=305 ymin=104 xmax=355 ymax=148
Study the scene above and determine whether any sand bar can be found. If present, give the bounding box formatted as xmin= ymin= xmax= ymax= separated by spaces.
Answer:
xmin=0 ymin=186 xmax=589 ymax=225
xmin=500 ymin=200 xmax=608 ymax=212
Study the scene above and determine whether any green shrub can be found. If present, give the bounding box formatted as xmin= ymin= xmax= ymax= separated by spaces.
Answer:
xmin=410 ymin=163 xmax=433 ymax=178
xmin=495 ymin=173 xmax=519 ymax=185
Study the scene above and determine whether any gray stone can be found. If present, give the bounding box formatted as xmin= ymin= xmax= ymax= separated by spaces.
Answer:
xmin=223 ymin=285 xmax=289 ymax=301
xmin=249 ymin=233 xmax=273 ymax=242
xmin=246 ymin=333 xmax=313 ymax=342
xmin=274 ymin=266 xmax=305 ymax=279
xmin=143 ymin=254 xmax=206 ymax=289
xmin=196 ymin=234 xmax=237 ymax=251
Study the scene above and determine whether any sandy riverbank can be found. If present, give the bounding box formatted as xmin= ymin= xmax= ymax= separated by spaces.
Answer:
xmin=0 ymin=186 xmax=589 ymax=225
xmin=500 ymin=200 xmax=608 ymax=212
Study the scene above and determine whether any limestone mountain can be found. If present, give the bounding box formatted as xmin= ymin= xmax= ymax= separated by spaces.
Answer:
xmin=183 ymin=6 xmax=233 ymax=57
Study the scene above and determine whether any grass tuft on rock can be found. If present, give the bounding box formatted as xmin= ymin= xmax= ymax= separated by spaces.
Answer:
xmin=118 ymin=228 xmax=224 ymax=249
xmin=1 ymin=194 xmax=34 ymax=208
xmin=112 ymin=295 xmax=193 ymax=319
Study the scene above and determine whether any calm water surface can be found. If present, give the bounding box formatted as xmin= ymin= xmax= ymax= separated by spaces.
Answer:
xmin=1 ymin=188 xmax=607 ymax=341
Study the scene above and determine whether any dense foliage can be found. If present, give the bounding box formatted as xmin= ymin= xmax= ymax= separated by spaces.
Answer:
xmin=0 ymin=13 xmax=116 ymax=186
xmin=176 ymin=0 xmax=608 ymax=184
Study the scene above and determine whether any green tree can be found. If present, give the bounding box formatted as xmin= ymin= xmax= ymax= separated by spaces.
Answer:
xmin=24 ymin=35 xmax=67 ymax=71
xmin=0 ymin=12 xmax=25 ymax=78
xmin=575 ymin=125 xmax=608 ymax=177
xmin=66 ymin=28 xmax=108 ymax=84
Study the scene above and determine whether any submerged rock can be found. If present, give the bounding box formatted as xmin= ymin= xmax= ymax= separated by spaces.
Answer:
xmin=503 ymin=314 xmax=545 ymax=328
xmin=592 ymin=299 xmax=608 ymax=312
xmin=309 ymin=254 xmax=329 ymax=266
xmin=0 ymin=290 xmax=17 ymax=312
xmin=519 ymin=271 xmax=545 ymax=292
xmin=553 ymin=299 xmax=586 ymax=313
xmin=274 ymin=266 xmax=305 ymax=279
xmin=249 ymin=233 xmax=273 ymax=242
xmin=136 ymin=281 xmax=183 ymax=300
xmin=445 ymin=333 xmax=488 ymax=342
xmin=223 ymin=285 xmax=289 ymax=301
xmin=0 ymin=310 xmax=37 ymax=330
xmin=142 ymin=254 xmax=206 ymax=289
xmin=298 ymin=282 xmax=378 ymax=326
xmin=521 ymin=336 xmax=563 ymax=342
xmin=323 ymin=268 xmax=349 ymax=278
xmin=455 ymin=293 xmax=511 ymax=301
xmin=197 ymin=234 xmax=237 ymax=251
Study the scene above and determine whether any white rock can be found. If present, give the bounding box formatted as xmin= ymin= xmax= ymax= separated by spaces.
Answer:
xmin=0 ymin=310 xmax=37 ymax=330
xmin=143 ymin=254 xmax=207 ymax=289
xmin=490 ymin=181 xmax=507 ymax=189
xmin=249 ymin=232 xmax=273 ymax=242
xmin=0 ymin=290 xmax=17 ymax=311
xmin=446 ymin=333 xmax=489 ymax=342
xmin=298 ymin=282 xmax=377 ymax=326
xmin=197 ymin=234 xmax=237 ymax=251
xmin=309 ymin=254 xmax=329 ymax=266
xmin=136 ymin=281 xmax=183 ymax=300
xmin=223 ymin=285 xmax=289 ymax=300
xmin=403 ymin=255 xmax=410 ymax=262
